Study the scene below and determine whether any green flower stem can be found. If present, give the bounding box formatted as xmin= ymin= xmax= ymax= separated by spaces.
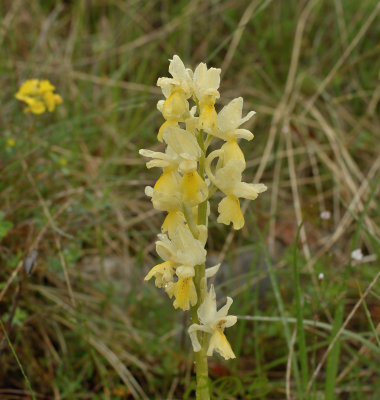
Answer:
xmin=193 ymin=344 xmax=210 ymax=400
xmin=197 ymin=131 xmax=208 ymax=227
xmin=190 ymin=130 xmax=210 ymax=400
xmin=204 ymin=134 xmax=213 ymax=150
xmin=182 ymin=203 xmax=200 ymax=239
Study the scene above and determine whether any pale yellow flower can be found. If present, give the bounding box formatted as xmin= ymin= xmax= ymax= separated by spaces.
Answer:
xmin=215 ymin=97 xmax=255 ymax=141
xmin=156 ymin=56 xmax=193 ymax=123
xmin=161 ymin=210 xmax=186 ymax=237
xmin=157 ymin=120 xmax=179 ymax=142
xmin=139 ymin=147 xmax=179 ymax=170
xmin=166 ymin=262 xmax=219 ymax=311
xmin=210 ymin=97 xmax=256 ymax=168
xmin=141 ymin=125 xmax=207 ymax=209
xmin=144 ymin=168 xmax=182 ymax=212
xmin=140 ymin=126 xmax=201 ymax=174
xmin=180 ymin=171 xmax=208 ymax=206
xmin=145 ymin=224 xmax=206 ymax=310
xmin=161 ymin=90 xmax=190 ymax=121
xmin=166 ymin=266 xmax=197 ymax=311
xmin=192 ymin=62 xmax=221 ymax=104
xmin=192 ymin=62 xmax=221 ymax=134
xmin=188 ymin=285 xmax=237 ymax=360
xmin=144 ymin=260 xmax=176 ymax=288
xmin=156 ymin=224 xmax=206 ymax=268
xmin=15 ymin=79 xmax=62 ymax=114
xmin=157 ymin=55 xmax=193 ymax=99
xmin=144 ymin=224 xmax=207 ymax=284
xmin=217 ymin=195 xmax=245 ymax=230
xmin=163 ymin=126 xmax=202 ymax=173
xmin=220 ymin=140 xmax=246 ymax=167
xmin=206 ymin=154 xmax=267 ymax=229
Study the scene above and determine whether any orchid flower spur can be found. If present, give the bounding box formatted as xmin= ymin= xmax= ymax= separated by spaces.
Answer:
xmin=140 ymin=55 xmax=267 ymax=400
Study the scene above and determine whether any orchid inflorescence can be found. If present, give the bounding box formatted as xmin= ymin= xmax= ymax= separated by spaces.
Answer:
xmin=140 ymin=55 xmax=266 ymax=362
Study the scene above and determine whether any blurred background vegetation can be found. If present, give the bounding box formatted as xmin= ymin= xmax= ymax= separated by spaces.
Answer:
xmin=1 ymin=0 xmax=380 ymax=399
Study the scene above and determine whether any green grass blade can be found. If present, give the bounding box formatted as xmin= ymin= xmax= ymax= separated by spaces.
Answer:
xmin=324 ymin=298 xmax=345 ymax=400
xmin=356 ymin=282 xmax=380 ymax=348
xmin=0 ymin=320 xmax=37 ymax=400
xmin=293 ymin=222 xmax=309 ymax=391
xmin=325 ymin=176 xmax=380 ymax=399
xmin=259 ymin=233 xmax=303 ymax=398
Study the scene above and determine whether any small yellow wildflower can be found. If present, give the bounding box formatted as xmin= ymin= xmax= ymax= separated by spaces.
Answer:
xmin=6 ymin=138 xmax=15 ymax=147
xmin=15 ymin=79 xmax=63 ymax=114
xmin=59 ymin=157 xmax=68 ymax=167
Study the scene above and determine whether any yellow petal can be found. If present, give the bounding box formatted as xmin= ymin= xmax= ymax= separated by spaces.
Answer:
xmin=207 ymin=329 xmax=236 ymax=360
xmin=15 ymin=80 xmax=39 ymax=97
xmin=221 ymin=140 xmax=245 ymax=166
xmin=157 ymin=120 xmax=178 ymax=142
xmin=161 ymin=210 xmax=185 ymax=237
xmin=54 ymin=94 xmax=63 ymax=105
xmin=162 ymin=91 xmax=189 ymax=120
xmin=150 ymin=170 xmax=181 ymax=211
xmin=154 ymin=169 xmax=180 ymax=194
xmin=166 ymin=277 xmax=197 ymax=311
xmin=180 ymin=171 xmax=208 ymax=206
xmin=28 ymin=100 xmax=46 ymax=114
xmin=38 ymin=80 xmax=55 ymax=93
xmin=144 ymin=260 xmax=175 ymax=288
xmin=199 ymin=102 xmax=217 ymax=133
xmin=217 ymin=195 xmax=244 ymax=230
xmin=44 ymin=92 xmax=56 ymax=112
xmin=7 ymin=138 xmax=15 ymax=147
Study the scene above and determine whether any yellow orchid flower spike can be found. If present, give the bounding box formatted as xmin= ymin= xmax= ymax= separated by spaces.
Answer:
xmin=140 ymin=55 xmax=267 ymax=399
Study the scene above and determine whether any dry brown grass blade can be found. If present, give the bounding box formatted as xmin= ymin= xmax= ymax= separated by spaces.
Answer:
xmin=74 ymin=1 xmax=200 ymax=68
xmin=333 ymin=0 xmax=348 ymax=48
xmin=310 ymin=105 xmax=379 ymax=235
xmin=301 ymin=2 xmax=380 ymax=117
xmin=337 ymin=321 xmax=380 ymax=382
xmin=306 ymin=143 xmax=327 ymax=215
xmin=286 ymin=327 xmax=297 ymax=400
xmin=88 ymin=336 xmax=149 ymax=400
xmin=0 ymin=0 xmax=22 ymax=46
xmin=303 ymin=153 xmax=380 ymax=273
xmin=33 ymin=283 xmax=150 ymax=398
xmin=220 ymin=0 xmax=261 ymax=75
xmin=268 ymin=130 xmax=285 ymax=255
xmin=219 ymin=0 xmax=318 ymax=264
xmin=285 ymin=123 xmax=311 ymax=262
xmin=0 ymin=262 xmax=23 ymax=303
xmin=35 ymin=3 xmax=64 ymax=51
xmin=69 ymin=70 xmax=161 ymax=94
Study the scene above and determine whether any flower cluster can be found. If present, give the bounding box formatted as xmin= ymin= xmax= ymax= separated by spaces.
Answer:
xmin=15 ymin=79 xmax=63 ymax=114
xmin=140 ymin=55 xmax=266 ymax=360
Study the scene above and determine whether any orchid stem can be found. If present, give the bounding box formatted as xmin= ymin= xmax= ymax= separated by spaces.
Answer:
xmin=190 ymin=131 xmax=210 ymax=400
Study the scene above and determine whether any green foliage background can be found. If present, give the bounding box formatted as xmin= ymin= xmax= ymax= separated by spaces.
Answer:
xmin=1 ymin=0 xmax=380 ymax=399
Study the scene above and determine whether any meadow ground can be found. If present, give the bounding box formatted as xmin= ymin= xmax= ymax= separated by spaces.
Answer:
xmin=1 ymin=0 xmax=380 ymax=399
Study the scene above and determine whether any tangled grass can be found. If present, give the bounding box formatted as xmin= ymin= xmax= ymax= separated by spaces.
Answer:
xmin=1 ymin=0 xmax=380 ymax=398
